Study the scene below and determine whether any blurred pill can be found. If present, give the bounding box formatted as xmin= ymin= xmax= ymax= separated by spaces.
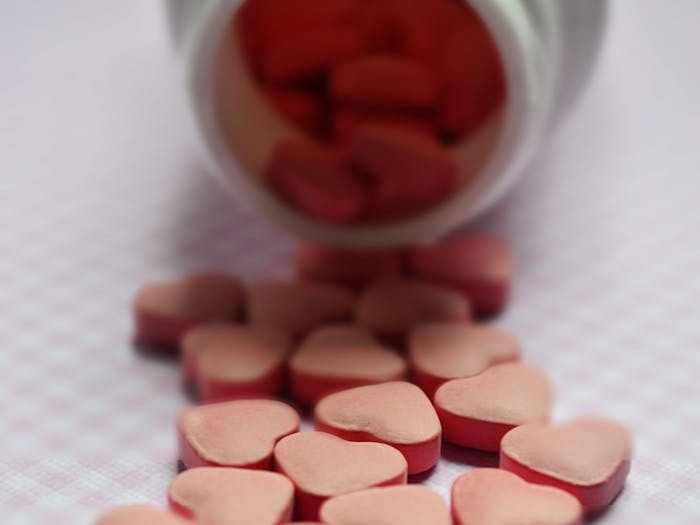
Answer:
xmin=95 ymin=506 xmax=190 ymax=525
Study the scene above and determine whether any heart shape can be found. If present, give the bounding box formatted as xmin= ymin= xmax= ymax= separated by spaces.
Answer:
xmin=177 ymin=399 xmax=299 ymax=470
xmin=273 ymin=431 xmax=407 ymax=521
xmin=452 ymin=469 xmax=583 ymax=525
xmin=314 ymin=381 xmax=441 ymax=474
xmin=409 ymin=322 xmax=521 ymax=397
xmin=133 ymin=273 xmax=245 ymax=348
xmin=96 ymin=506 xmax=191 ymax=525
xmin=500 ymin=418 xmax=632 ymax=515
xmin=181 ymin=324 xmax=292 ymax=401
xmin=407 ymin=234 xmax=512 ymax=316
xmin=290 ymin=326 xmax=407 ymax=404
xmin=320 ymin=485 xmax=451 ymax=525
xmin=434 ymin=362 xmax=552 ymax=451
xmin=247 ymin=281 xmax=356 ymax=338
xmin=355 ymin=278 xmax=470 ymax=343
xmin=168 ymin=467 xmax=294 ymax=525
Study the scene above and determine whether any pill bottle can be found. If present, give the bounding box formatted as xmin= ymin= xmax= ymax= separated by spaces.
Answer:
xmin=166 ymin=0 xmax=608 ymax=248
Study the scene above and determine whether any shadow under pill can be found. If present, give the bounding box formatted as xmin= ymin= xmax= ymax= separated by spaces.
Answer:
xmin=441 ymin=443 xmax=499 ymax=468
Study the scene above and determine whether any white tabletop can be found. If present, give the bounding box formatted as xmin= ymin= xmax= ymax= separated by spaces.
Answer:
xmin=1 ymin=1 xmax=699 ymax=523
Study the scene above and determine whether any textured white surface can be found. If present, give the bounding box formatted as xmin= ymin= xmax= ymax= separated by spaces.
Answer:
xmin=1 ymin=1 xmax=700 ymax=523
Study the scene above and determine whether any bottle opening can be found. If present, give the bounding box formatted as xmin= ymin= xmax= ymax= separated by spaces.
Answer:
xmin=210 ymin=0 xmax=508 ymax=234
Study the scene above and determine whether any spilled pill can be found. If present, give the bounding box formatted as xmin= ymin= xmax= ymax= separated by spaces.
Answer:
xmin=273 ymin=431 xmax=407 ymax=521
xmin=132 ymin=273 xmax=244 ymax=348
xmin=247 ymin=280 xmax=356 ymax=338
xmin=177 ymin=399 xmax=299 ymax=470
xmin=355 ymin=278 xmax=470 ymax=343
xmin=500 ymin=418 xmax=633 ymax=515
xmin=182 ymin=324 xmax=291 ymax=401
xmin=320 ymin=485 xmax=451 ymax=525
xmin=168 ymin=467 xmax=294 ymax=525
xmin=434 ymin=362 xmax=552 ymax=451
xmin=408 ymin=233 xmax=513 ymax=316
xmin=452 ymin=469 xmax=583 ymax=525
xmin=290 ymin=325 xmax=406 ymax=405
xmin=409 ymin=322 xmax=520 ymax=397
xmin=315 ymin=381 xmax=442 ymax=474
xmin=95 ymin=506 xmax=191 ymax=525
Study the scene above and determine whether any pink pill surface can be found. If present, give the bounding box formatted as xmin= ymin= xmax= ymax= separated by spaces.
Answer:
xmin=266 ymin=139 xmax=368 ymax=225
xmin=247 ymin=281 xmax=356 ymax=338
xmin=355 ymin=278 xmax=470 ymax=343
xmin=168 ymin=467 xmax=294 ymax=525
xmin=331 ymin=55 xmax=440 ymax=109
xmin=95 ymin=506 xmax=191 ymax=525
xmin=315 ymin=381 xmax=441 ymax=474
xmin=435 ymin=363 xmax=553 ymax=451
xmin=290 ymin=326 xmax=407 ymax=405
xmin=500 ymin=418 xmax=633 ymax=515
xmin=349 ymin=125 xmax=457 ymax=218
xmin=178 ymin=399 xmax=299 ymax=470
xmin=295 ymin=241 xmax=402 ymax=288
xmin=452 ymin=469 xmax=583 ymax=525
xmin=408 ymin=322 xmax=520 ymax=397
xmin=407 ymin=234 xmax=513 ymax=316
xmin=182 ymin=324 xmax=291 ymax=401
xmin=273 ymin=431 xmax=407 ymax=521
xmin=320 ymin=485 xmax=451 ymax=525
xmin=132 ymin=273 xmax=245 ymax=348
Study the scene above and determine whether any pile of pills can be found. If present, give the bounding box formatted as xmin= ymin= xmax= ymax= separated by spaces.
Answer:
xmin=98 ymin=232 xmax=633 ymax=524
xmin=233 ymin=0 xmax=506 ymax=224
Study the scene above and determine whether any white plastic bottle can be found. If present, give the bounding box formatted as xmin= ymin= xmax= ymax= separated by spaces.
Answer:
xmin=166 ymin=0 xmax=608 ymax=247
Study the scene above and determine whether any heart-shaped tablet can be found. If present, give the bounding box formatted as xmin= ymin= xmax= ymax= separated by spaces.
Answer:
xmin=290 ymin=326 xmax=407 ymax=404
xmin=182 ymin=324 xmax=291 ymax=401
xmin=295 ymin=242 xmax=402 ymax=288
xmin=133 ymin=273 xmax=245 ymax=348
xmin=96 ymin=506 xmax=191 ymax=525
xmin=177 ymin=399 xmax=300 ymax=470
xmin=168 ymin=467 xmax=294 ymax=525
xmin=273 ymin=431 xmax=407 ymax=521
xmin=320 ymin=485 xmax=451 ymax=525
xmin=247 ymin=281 xmax=356 ymax=338
xmin=315 ymin=381 xmax=441 ymax=474
xmin=355 ymin=278 xmax=470 ymax=344
xmin=407 ymin=234 xmax=512 ymax=316
xmin=409 ymin=322 xmax=520 ymax=397
xmin=452 ymin=469 xmax=583 ymax=525
xmin=500 ymin=418 xmax=633 ymax=515
xmin=434 ymin=363 xmax=552 ymax=451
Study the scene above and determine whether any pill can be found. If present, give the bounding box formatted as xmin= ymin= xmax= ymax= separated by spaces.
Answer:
xmin=348 ymin=125 xmax=457 ymax=218
xmin=315 ymin=381 xmax=442 ymax=474
xmin=355 ymin=278 xmax=470 ymax=343
xmin=95 ymin=506 xmax=191 ymax=525
xmin=408 ymin=322 xmax=520 ymax=397
xmin=260 ymin=25 xmax=364 ymax=83
xmin=407 ymin=233 xmax=513 ymax=316
xmin=331 ymin=107 xmax=436 ymax=145
xmin=331 ymin=56 xmax=440 ymax=109
xmin=273 ymin=431 xmax=407 ymax=520
xmin=320 ymin=485 xmax=451 ymax=525
xmin=263 ymin=88 xmax=325 ymax=136
xmin=247 ymin=280 xmax=356 ymax=339
xmin=299 ymin=324 xmax=379 ymax=349
xmin=181 ymin=324 xmax=291 ymax=401
xmin=296 ymin=241 xmax=403 ymax=289
xmin=500 ymin=418 xmax=633 ymax=515
xmin=452 ymin=469 xmax=583 ymax=525
xmin=132 ymin=273 xmax=245 ymax=349
xmin=177 ymin=399 xmax=299 ymax=470
xmin=438 ymin=24 xmax=505 ymax=137
xmin=434 ymin=363 xmax=552 ymax=451
xmin=266 ymin=138 xmax=368 ymax=225
xmin=290 ymin=327 xmax=407 ymax=405
xmin=168 ymin=467 xmax=294 ymax=525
